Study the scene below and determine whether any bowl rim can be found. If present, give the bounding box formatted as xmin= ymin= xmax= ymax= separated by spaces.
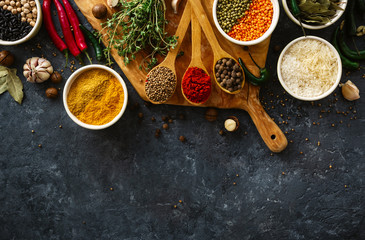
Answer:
xmin=0 ymin=0 xmax=42 ymax=45
xmin=63 ymin=64 xmax=129 ymax=130
xmin=281 ymin=0 xmax=348 ymax=30
xmin=212 ymin=0 xmax=280 ymax=46
xmin=277 ymin=35 xmax=342 ymax=101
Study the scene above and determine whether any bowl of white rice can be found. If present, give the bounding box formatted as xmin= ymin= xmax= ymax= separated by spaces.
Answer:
xmin=277 ymin=36 xmax=342 ymax=101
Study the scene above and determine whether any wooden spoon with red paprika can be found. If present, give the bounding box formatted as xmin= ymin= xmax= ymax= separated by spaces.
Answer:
xmin=181 ymin=9 xmax=212 ymax=105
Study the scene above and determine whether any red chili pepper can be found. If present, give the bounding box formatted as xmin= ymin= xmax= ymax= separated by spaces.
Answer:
xmin=61 ymin=0 xmax=92 ymax=64
xmin=53 ymin=0 xmax=83 ymax=64
xmin=42 ymin=0 xmax=69 ymax=66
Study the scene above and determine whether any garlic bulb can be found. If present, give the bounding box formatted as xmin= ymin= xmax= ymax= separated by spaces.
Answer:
xmin=23 ymin=57 xmax=54 ymax=83
xmin=107 ymin=0 xmax=118 ymax=8
xmin=171 ymin=0 xmax=182 ymax=14
xmin=340 ymin=80 xmax=360 ymax=101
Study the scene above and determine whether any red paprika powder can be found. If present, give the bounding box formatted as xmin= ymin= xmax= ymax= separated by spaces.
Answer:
xmin=182 ymin=67 xmax=211 ymax=104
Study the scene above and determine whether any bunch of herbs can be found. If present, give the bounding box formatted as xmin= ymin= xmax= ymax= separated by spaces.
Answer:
xmin=100 ymin=0 xmax=178 ymax=71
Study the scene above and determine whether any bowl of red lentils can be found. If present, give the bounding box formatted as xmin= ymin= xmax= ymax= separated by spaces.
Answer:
xmin=0 ymin=0 xmax=42 ymax=45
xmin=212 ymin=0 xmax=280 ymax=46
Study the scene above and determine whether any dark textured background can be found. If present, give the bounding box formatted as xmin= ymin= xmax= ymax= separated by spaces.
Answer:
xmin=0 ymin=1 xmax=364 ymax=239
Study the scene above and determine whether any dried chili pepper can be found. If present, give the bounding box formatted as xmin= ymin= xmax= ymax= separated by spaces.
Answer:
xmin=42 ymin=0 xmax=69 ymax=66
xmin=53 ymin=0 xmax=83 ymax=64
xmin=182 ymin=67 xmax=211 ymax=104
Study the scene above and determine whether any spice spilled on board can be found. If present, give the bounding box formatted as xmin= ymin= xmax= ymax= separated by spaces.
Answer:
xmin=182 ymin=67 xmax=211 ymax=104
xmin=145 ymin=66 xmax=176 ymax=103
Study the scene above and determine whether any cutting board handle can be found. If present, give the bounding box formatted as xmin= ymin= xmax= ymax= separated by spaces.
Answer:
xmin=246 ymin=95 xmax=288 ymax=153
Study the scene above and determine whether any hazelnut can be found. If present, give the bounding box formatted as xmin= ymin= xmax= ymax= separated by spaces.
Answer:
xmin=224 ymin=116 xmax=239 ymax=132
xmin=92 ymin=4 xmax=107 ymax=19
xmin=50 ymin=71 xmax=62 ymax=83
xmin=205 ymin=108 xmax=218 ymax=122
xmin=0 ymin=50 xmax=14 ymax=67
xmin=45 ymin=87 xmax=58 ymax=99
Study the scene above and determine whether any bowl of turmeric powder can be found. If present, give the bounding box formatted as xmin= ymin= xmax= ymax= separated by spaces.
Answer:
xmin=63 ymin=65 xmax=128 ymax=130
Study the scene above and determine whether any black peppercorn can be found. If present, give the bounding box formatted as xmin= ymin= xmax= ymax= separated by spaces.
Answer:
xmin=155 ymin=129 xmax=161 ymax=138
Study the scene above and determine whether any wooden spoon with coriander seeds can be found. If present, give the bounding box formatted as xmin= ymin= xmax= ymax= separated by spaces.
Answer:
xmin=188 ymin=0 xmax=245 ymax=95
xmin=181 ymin=8 xmax=211 ymax=105
xmin=144 ymin=2 xmax=192 ymax=104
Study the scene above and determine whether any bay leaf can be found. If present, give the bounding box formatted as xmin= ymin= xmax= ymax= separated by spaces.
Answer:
xmin=0 ymin=74 xmax=7 ymax=94
xmin=296 ymin=0 xmax=342 ymax=24
xmin=0 ymin=66 xmax=8 ymax=78
xmin=5 ymin=68 xmax=23 ymax=104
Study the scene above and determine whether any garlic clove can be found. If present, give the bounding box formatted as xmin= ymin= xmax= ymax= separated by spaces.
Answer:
xmin=30 ymin=57 xmax=38 ymax=68
xmin=107 ymin=0 xmax=118 ymax=8
xmin=37 ymin=71 xmax=51 ymax=82
xmin=340 ymin=80 xmax=360 ymax=101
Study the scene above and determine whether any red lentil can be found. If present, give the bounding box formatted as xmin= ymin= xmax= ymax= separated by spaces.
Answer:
xmin=228 ymin=0 xmax=273 ymax=41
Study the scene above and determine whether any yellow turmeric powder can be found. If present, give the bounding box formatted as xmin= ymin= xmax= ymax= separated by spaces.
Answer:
xmin=67 ymin=69 xmax=124 ymax=125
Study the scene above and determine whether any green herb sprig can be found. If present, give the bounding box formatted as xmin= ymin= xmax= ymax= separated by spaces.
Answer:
xmin=100 ymin=0 xmax=178 ymax=71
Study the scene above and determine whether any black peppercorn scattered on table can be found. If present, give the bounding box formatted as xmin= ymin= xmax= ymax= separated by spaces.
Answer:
xmin=0 ymin=1 xmax=364 ymax=239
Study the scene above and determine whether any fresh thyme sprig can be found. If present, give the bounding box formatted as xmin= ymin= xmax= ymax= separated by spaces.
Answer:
xmin=100 ymin=0 xmax=178 ymax=71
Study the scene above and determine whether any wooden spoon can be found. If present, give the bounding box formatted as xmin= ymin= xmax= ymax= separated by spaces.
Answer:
xmin=144 ymin=2 xmax=191 ymax=104
xmin=188 ymin=0 xmax=245 ymax=95
xmin=181 ymin=8 xmax=211 ymax=105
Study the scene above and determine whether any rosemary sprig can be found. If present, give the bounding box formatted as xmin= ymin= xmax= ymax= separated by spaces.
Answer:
xmin=100 ymin=0 xmax=178 ymax=71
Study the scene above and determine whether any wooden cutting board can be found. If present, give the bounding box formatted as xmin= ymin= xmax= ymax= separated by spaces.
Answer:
xmin=74 ymin=0 xmax=288 ymax=153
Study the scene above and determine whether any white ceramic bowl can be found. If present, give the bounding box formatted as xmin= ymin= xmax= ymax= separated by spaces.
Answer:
xmin=282 ymin=0 xmax=348 ymax=30
xmin=277 ymin=36 xmax=342 ymax=101
xmin=212 ymin=0 xmax=280 ymax=46
xmin=63 ymin=65 xmax=128 ymax=130
xmin=0 ymin=0 xmax=42 ymax=45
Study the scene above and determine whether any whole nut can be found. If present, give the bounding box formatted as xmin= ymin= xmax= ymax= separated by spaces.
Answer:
xmin=0 ymin=50 xmax=15 ymax=67
xmin=50 ymin=71 xmax=62 ymax=83
xmin=224 ymin=116 xmax=239 ymax=132
xmin=92 ymin=4 xmax=107 ymax=19
xmin=45 ymin=87 xmax=58 ymax=99
xmin=205 ymin=108 xmax=218 ymax=122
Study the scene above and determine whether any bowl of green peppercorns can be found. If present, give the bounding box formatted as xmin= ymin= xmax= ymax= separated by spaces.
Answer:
xmin=212 ymin=0 xmax=280 ymax=46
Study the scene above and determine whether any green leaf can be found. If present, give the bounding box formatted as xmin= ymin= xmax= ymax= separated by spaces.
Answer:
xmin=0 ymin=66 xmax=8 ymax=78
xmin=0 ymin=66 xmax=8 ymax=94
xmin=5 ymin=68 xmax=23 ymax=104
xmin=0 ymin=75 xmax=7 ymax=94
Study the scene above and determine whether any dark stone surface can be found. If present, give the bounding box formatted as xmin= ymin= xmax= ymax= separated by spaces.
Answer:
xmin=0 ymin=1 xmax=364 ymax=240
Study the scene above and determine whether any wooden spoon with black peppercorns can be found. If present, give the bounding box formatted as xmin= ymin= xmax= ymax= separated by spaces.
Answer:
xmin=188 ymin=0 xmax=245 ymax=95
